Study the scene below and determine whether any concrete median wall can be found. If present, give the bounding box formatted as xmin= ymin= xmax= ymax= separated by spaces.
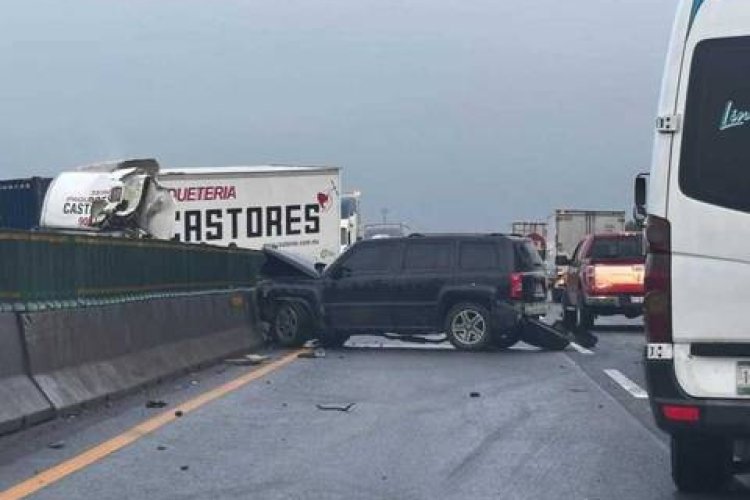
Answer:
xmin=19 ymin=291 xmax=264 ymax=413
xmin=0 ymin=313 xmax=54 ymax=435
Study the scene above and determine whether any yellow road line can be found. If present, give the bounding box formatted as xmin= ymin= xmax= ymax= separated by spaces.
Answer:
xmin=0 ymin=349 xmax=307 ymax=500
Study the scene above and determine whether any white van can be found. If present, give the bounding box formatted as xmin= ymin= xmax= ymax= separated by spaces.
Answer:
xmin=636 ymin=0 xmax=750 ymax=493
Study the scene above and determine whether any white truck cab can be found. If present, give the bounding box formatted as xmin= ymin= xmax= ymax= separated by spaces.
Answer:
xmin=638 ymin=0 xmax=750 ymax=493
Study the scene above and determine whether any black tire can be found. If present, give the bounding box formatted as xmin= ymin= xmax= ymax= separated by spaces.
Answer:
xmin=445 ymin=303 xmax=494 ymax=351
xmin=318 ymin=332 xmax=350 ymax=348
xmin=562 ymin=295 xmax=576 ymax=330
xmin=272 ymin=302 xmax=312 ymax=347
xmin=671 ymin=434 xmax=732 ymax=493
xmin=492 ymin=326 xmax=521 ymax=350
xmin=520 ymin=320 xmax=570 ymax=351
xmin=575 ymin=302 xmax=594 ymax=331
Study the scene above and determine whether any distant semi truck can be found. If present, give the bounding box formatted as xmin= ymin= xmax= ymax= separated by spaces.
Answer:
xmin=545 ymin=209 xmax=626 ymax=301
xmin=0 ymin=177 xmax=52 ymax=230
xmin=158 ymin=165 xmax=342 ymax=264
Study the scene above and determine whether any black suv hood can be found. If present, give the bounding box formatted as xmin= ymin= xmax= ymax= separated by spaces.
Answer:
xmin=262 ymin=246 xmax=321 ymax=280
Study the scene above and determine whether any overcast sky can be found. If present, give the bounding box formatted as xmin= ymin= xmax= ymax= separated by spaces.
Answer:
xmin=0 ymin=0 xmax=679 ymax=231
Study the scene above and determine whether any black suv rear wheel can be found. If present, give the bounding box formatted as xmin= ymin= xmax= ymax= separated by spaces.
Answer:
xmin=445 ymin=303 xmax=494 ymax=351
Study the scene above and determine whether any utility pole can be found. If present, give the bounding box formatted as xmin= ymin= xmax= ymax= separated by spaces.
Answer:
xmin=381 ymin=208 xmax=389 ymax=224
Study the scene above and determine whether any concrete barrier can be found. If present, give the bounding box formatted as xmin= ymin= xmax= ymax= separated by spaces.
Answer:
xmin=0 ymin=313 xmax=54 ymax=435
xmin=20 ymin=291 xmax=263 ymax=412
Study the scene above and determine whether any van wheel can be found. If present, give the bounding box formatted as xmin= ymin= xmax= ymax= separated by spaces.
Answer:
xmin=576 ymin=303 xmax=594 ymax=331
xmin=445 ymin=303 xmax=493 ymax=351
xmin=273 ymin=302 xmax=311 ymax=347
xmin=671 ymin=434 xmax=732 ymax=493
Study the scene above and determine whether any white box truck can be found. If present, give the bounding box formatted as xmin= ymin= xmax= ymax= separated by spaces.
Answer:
xmin=510 ymin=221 xmax=548 ymax=259
xmin=158 ymin=165 xmax=341 ymax=264
xmin=545 ymin=209 xmax=626 ymax=301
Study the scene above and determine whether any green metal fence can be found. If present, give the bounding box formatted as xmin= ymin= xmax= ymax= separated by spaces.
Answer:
xmin=0 ymin=230 xmax=265 ymax=308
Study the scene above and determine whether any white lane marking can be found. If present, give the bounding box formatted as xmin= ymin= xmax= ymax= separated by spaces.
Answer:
xmin=604 ymin=369 xmax=648 ymax=399
xmin=569 ymin=342 xmax=594 ymax=355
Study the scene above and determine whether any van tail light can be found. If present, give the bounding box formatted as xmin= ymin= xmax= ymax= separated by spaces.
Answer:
xmin=644 ymin=215 xmax=672 ymax=343
xmin=662 ymin=404 xmax=699 ymax=423
xmin=510 ymin=273 xmax=523 ymax=300
xmin=583 ymin=265 xmax=596 ymax=293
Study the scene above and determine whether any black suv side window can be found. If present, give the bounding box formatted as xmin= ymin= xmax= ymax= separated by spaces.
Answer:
xmin=403 ymin=241 xmax=453 ymax=271
xmin=459 ymin=242 xmax=497 ymax=270
xmin=339 ymin=243 xmax=400 ymax=275
xmin=514 ymin=241 xmax=544 ymax=271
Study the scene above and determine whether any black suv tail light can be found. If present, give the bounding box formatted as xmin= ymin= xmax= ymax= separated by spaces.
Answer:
xmin=644 ymin=215 xmax=672 ymax=343
xmin=510 ymin=273 xmax=523 ymax=300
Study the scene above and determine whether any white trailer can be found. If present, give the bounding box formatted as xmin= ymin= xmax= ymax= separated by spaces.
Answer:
xmin=546 ymin=209 xmax=626 ymax=264
xmin=510 ymin=221 xmax=548 ymax=259
xmin=158 ymin=165 xmax=341 ymax=264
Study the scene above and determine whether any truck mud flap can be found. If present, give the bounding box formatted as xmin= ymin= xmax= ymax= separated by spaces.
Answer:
xmin=520 ymin=318 xmax=571 ymax=351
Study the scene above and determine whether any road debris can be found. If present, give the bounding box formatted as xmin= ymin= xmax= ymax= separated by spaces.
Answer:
xmin=225 ymin=353 xmax=271 ymax=366
xmin=298 ymin=348 xmax=326 ymax=359
xmin=316 ymin=403 xmax=355 ymax=412
xmin=469 ymin=392 xmax=481 ymax=398
xmin=145 ymin=400 xmax=167 ymax=409
xmin=157 ymin=445 xmax=167 ymax=451
xmin=48 ymin=441 xmax=65 ymax=450
xmin=180 ymin=465 xmax=189 ymax=471
xmin=175 ymin=410 xmax=184 ymax=417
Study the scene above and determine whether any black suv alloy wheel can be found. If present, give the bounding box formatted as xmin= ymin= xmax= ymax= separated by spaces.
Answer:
xmin=445 ymin=303 xmax=494 ymax=351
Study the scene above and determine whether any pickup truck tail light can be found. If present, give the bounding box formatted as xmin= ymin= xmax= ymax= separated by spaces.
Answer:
xmin=644 ymin=215 xmax=672 ymax=343
xmin=510 ymin=273 xmax=523 ymax=300
xmin=583 ymin=265 xmax=596 ymax=293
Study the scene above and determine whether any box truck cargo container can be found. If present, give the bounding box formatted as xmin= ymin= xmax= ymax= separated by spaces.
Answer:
xmin=159 ymin=165 xmax=341 ymax=264
xmin=0 ymin=177 xmax=52 ymax=230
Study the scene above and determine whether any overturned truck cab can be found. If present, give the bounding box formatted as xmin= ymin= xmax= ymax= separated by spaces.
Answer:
xmin=39 ymin=158 xmax=176 ymax=239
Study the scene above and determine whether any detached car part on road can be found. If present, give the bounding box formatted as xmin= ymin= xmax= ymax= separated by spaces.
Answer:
xmin=258 ymin=234 xmax=554 ymax=351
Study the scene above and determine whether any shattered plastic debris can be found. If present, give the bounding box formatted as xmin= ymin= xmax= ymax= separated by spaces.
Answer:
xmin=157 ymin=445 xmax=167 ymax=451
xmin=298 ymin=348 xmax=326 ymax=359
xmin=145 ymin=400 xmax=168 ymax=409
xmin=225 ymin=354 xmax=270 ymax=366
xmin=48 ymin=441 xmax=65 ymax=450
xmin=316 ymin=403 xmax=355 ymax=412
xmin=469 ymin=392 xmax=481 ymax=398
xmin=180 ymin=465 xmax=189 ymax=471
xmin=175 ymin=410 xmax=184 ymax=417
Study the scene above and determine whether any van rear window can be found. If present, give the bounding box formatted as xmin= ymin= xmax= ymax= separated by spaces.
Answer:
xmin=680 ymin=37 xmax=750 ymax=213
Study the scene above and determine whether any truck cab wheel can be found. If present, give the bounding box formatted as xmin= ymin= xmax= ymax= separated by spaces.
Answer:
xmin=273 ymin=302 xmax=311 ymax=347
xmin=671 ymin=434 xmax=732 ymax=493
xmin=445 ymin=303 xmax=493 ymax=351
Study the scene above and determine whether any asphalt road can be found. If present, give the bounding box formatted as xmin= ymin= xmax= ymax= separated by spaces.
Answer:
xmin=1 ymin=313 xmax=749 ymax=499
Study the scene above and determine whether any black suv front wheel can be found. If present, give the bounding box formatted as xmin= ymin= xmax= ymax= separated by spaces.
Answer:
xmin=273 ymin=302 xmax=311 ymax=347
xmin=445 ymin=303 xmax=494 ymax=351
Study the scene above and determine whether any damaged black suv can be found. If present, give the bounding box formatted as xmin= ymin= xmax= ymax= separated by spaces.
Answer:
xmin=257 ymin=234 xmax=549 ymax=351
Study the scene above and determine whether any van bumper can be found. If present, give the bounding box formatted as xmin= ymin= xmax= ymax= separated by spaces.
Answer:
xmin=646 ymin=358 xmax=750 ymax=437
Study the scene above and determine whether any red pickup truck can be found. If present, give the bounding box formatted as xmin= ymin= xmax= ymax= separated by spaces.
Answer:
xmin=561 ymin=232 xmax=645 ymax=330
